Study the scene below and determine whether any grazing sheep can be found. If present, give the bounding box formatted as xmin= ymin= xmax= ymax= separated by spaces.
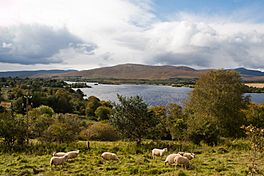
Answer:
xmin=50 ymin=154 xmax=69 ymax=167
xmin=66 ymin=150 xmax=80 ymax=159
xmin=177 ymin=152 xmax=195 ymax=160
xmin=101 ymin=152 xmax=119 ymax=161
xmin=164 ymin=153 xmax=181 ymax=165
xmin=183 ymin=152 xmax=195 ymax=160
xmin=53 ymin=152 xmax=67 ymax=157
xmin=177 ymin=152 xmax=185 ymax=156
xmin=174 ymin=155 xmax=190 ymax=169
xmin=152 ymin=148 xmax=168 ymax=158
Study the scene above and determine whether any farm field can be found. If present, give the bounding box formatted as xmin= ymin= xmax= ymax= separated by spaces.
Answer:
xmin=245 ymin=83 xmax=264 ymax=88
xmin=0 ymin=140 xmax=263 ymax=176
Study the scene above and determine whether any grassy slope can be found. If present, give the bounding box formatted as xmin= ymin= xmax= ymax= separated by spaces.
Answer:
xmin=0 ymin=140 xmax=263 ymax=176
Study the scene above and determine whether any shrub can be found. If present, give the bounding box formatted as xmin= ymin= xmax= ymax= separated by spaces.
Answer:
xmin=80 ymin=122 xmax=119 ymax=141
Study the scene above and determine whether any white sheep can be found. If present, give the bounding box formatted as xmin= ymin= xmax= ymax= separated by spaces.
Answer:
xmin=174 ymin=155 xmax=190 ymax=169
xmin=152 ymin=148 xmax=168 ymax=158
xmin=183 ymin=152 xmax=195 ymax=160
xmin=101 ymin=152 xmax=119 ymax=161
xmin=177 ymin=151 xmax=185 ymax=156
xmin=66 ymin=150 xmax=80 ymax=159
xmin=164 ymin=153 xmax=181 ymax=165
xmin=50 ymin=154 xmax=69 ymax=167
xmin=53 ymin=152 xmax=67 ymax=157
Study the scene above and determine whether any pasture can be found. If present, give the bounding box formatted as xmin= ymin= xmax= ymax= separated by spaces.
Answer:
xmin=245 ymin=83 xmax=264 ymax=88
xmin=0 ymin=140 xmax=263 ymax=176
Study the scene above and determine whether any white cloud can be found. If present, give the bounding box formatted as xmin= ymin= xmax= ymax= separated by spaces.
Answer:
xmin=0 ymin=0 xmax=264 ymax=70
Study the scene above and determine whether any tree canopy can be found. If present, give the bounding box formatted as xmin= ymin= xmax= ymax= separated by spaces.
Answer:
xmin=185 ymin=70 xmax=248 ymax=143
xmin=111 ymin=94 xmax=158 ymax=145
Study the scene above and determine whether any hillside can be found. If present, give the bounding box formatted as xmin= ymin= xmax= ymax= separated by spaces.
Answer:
xmin=34 ymin=64 xmax=264 ymax=81
xmin=0 ymin=69 xmax=77 ymax=78
xmin=35 ymin=64 xmax=207 ymax=80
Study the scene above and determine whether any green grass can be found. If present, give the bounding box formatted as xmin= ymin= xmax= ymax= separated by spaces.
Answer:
xmin=0 ymin=140 xmax=263 ymax=175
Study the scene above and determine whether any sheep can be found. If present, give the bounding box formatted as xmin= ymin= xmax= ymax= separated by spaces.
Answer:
xmin=66 ymin=150 xmax=80 ymax=159
xmin=53 ymin=152 xmax=67 ymax=157
xmin=177 ymin=152 xmax=195 ymax=160
xmin=183 ymin=152 xmax=195 ymax=160
xmin=174 ymin=155 xmax=190 ymax=169
xmin=101 ymin=152 xmax=119 ymax=161
xmin=50 ymin=154 xmax=69 ymax=167
xmin=164 ymin=153 xmax=181 ymax=165
xmin=177 ymin=151 xmax=185 ymax=156
xmin=152 ymin=148 xmax=167 ymax=158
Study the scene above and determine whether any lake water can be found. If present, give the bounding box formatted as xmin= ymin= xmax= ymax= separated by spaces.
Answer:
xmin=76 ymin=83 xmax=264 ymax=106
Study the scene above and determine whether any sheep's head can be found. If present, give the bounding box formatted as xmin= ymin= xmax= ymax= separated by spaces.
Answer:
xmin=164 ymin=148 xmax=168 ymax=152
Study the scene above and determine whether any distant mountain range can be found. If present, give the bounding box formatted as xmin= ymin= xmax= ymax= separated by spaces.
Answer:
xmin=1 ymin=64 xmax=264 ymax=81
xmin=32 ymin=64 xmax=264 ymax=81
xmin=0 ymin=69 xmax=77 ymax=78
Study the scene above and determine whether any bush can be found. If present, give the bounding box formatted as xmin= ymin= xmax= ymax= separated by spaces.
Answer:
xmin=188 ymin=121 xmax=219 ymax=146
xmin=80 ymin=122 xmax=119 ymax=141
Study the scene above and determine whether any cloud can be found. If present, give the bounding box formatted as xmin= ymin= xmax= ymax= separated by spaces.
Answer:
xmin=141 ymin=19 xmax=264 ymax=69
xmin=1 ymin=0 xmax=264 ymax=70
xmin=0 ymin=24 xmax=96 ymax=65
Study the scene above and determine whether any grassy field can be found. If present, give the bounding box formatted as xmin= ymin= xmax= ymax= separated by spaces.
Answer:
xmin=0 ymin=140 xmax=263 ymax=176
xmin=245 ymin=83 xmax=264 ymax=88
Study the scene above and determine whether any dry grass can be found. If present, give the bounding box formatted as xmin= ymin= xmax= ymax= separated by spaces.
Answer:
xmin=245 ymin=83 xmax=264 ymax=88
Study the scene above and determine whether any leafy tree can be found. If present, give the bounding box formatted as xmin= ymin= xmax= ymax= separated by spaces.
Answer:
xmin=111 ymin=95 xmax=158 ymax=145
xmin=149 ymin=105 xmax=171 ymax=140
xmin=242 ymin=103 xmax=264 ymax=128
xmin=28 ymin=105 xmax=54 ymax=138
xmin=80 ymin=122 xmax=119 ymax=141
xmin=42 ymin=113 xmax=82 ymax=143
xmin=165 ymin=104 xmax=187 ymax=140
xmin=95 ymin=106 xmax=112 ymax=121
xmin=86 ymin=96 xmax=101 ymax=117
xmin=0 ymin=112 xmax=27 ymax=146
xmin=185 ymin=70 xmax=248 ymax=144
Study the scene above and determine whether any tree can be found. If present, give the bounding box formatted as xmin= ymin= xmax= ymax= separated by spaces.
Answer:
xmin=185 ymin=70 xmax=248 ymax=144
xmin=42 ymin=113 xmax=82 ymax=143
xmin=28 ymin=105 xmax=54 ymax=138
xmin=95 ymin=106 xmax=112 ymax=121
xmin=111 ymin=95 xmax=158 ymax=145
xmin=242 ymin=103 xmax=264 ymax=128
xmin=165 ymin=104 xmax=187 ymax=140
xmin=86 ymin=96 xmax=101 ymax=117
xmin=149 ymin=105 xmax=171 ymax=140
xmin=0 ymin=112 xmax=27 ymax=146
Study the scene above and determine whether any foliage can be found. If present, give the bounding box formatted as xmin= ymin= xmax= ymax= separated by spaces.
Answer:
xmin=242 ymin=125 xmax=264 ymax=175
xmin=149 ymin=104 xmax=187 ymax=140
xmin=41 ymin=113 xmax=83 ymax=143
xmin=95 ymin=106 xmax=112 ymax=121
xmin=80 ymin=122 xmax=119 ymax=141
xmin=165 ymin=104 xmax=187 ymax=140
xmin=111 ymin=95 xmax=158 ymax=145
xmin=28 ymin=105 xmax=54 ymax=138
xmin=0 ymin=112 xmax=27 ymax=146
xmin=242 ymin=103 xmax=264 ymax=128
xmin=185 ymin=70 xmax=248 ymax=144
xmin=86 ymin=96 xmax=101 ymax=117
xmin=149 ymin=105 xmax=171 ymax=140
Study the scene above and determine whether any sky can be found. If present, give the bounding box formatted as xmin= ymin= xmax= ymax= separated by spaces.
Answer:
xmin=0 ymin=0 xmax=264 ymax=71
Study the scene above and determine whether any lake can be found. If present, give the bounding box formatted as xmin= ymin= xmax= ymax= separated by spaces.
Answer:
xmin=75 ymin=83 xmax=264 ymax=106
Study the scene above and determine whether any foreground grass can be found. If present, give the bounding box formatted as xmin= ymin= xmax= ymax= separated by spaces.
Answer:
xmin=0 ymin=140 xmax=263 ymax=175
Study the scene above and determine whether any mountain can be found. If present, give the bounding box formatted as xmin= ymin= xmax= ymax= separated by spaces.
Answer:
xmin=0 ymin=70 xmax=77 ymax=78
xmin=3 ymin=64 xmax=264 ymax=81
xmin=34 ymin=64 xmax=206 ymax=80
xmin=234 ymin=67 xmax=264 ymax=77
